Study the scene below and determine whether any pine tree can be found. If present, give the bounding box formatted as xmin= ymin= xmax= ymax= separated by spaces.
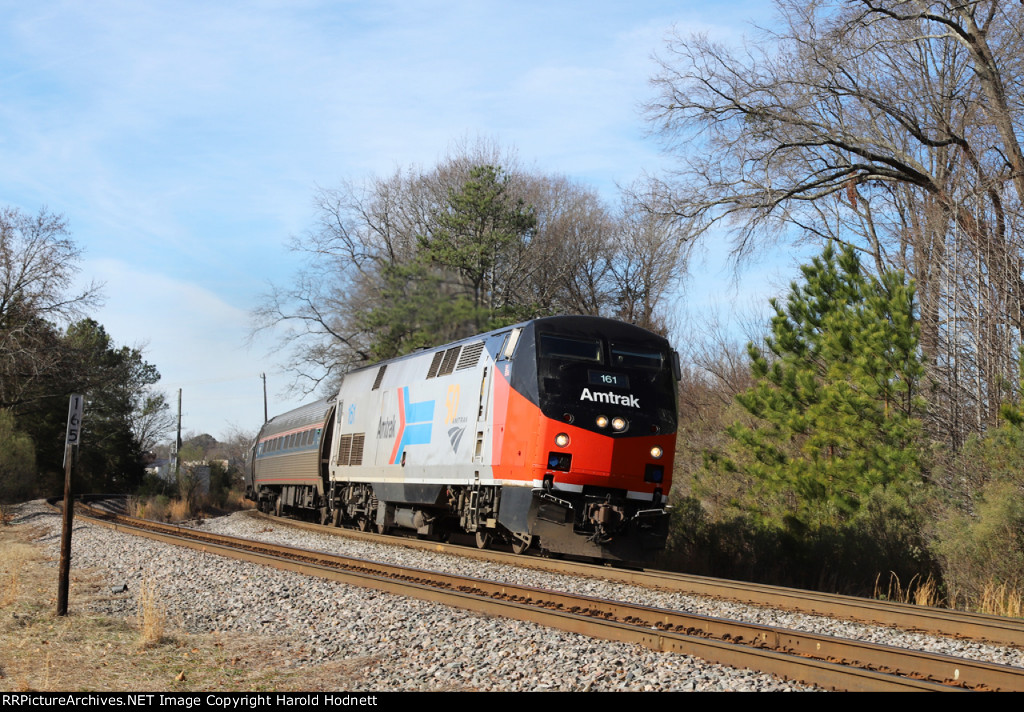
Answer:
xmin=419 ymin=164 xmax=537 ymax=324
xmin=724 ymin=244 xmax=925 ymax=529
xmin=360 ymin=165 xmax=540 ymax=359
xmin=358 ymin=260 xmax=482 ymax=361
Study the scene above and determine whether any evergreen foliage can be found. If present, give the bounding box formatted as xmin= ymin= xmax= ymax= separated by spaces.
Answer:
xmin=258 ymin=147 xmax=690 ymax=392
xmin=719 ymin=244 xmax=925 ymax=530
xmin=11 ymin=319 xmax=165 ymax=495
xmin=361 ymin=165 xmax=540 ymax=359
xmin=0 ymin=410 xmax=36 ymax=503
xmin=65 ymin=319 xmax=161 ymax=493
xmin=419 ymin=164 xmax=537 ymax=319
xmin=358 ymin=261 xmax=482 ymax=361
xmin=931 ymin=354 xmax=1024 ymax=608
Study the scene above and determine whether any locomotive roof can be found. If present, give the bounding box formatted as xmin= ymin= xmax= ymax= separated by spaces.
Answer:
xmin=344 ymin=315 xmax=670 ymax=377
xmin=258 ymin=317 xmax=672 ymax=428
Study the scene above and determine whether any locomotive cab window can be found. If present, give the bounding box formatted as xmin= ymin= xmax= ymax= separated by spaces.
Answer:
xmin=539 ymin=334 xmax=602 ymax=363
xmin=610 ymin=344 xmax=664 ymax=369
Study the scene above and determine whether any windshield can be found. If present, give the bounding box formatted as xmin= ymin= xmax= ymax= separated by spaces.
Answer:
xmin=611 ymin=344 xmax=664 ymax=369
xmin=539 ymin=334 xmax=602 ymax=363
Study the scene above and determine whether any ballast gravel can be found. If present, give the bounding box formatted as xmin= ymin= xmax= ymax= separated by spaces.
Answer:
xmin=199 ymin=510 xmax=1024 ymax=669
xmin=13 ymin=501 xmax=1022 ymax=690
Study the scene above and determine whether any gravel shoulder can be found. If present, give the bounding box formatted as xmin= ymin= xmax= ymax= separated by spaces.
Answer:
xmin=20 ymin=499 xmax=1024 ymax=691
xmin=3 ymin=501 xmax=816 ymax=691
xmin=203 ymin=508 xmax=1024 ymax=669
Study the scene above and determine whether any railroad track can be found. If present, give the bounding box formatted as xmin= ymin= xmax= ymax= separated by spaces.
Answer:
xmin=246 ymin=507 xmax=1024 ymax=650
xmin=64 ymin=499 xmax=1024 ymax=691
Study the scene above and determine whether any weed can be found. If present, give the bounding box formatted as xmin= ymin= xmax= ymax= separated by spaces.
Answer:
xmin=912 ymin=575 xmax=941 ymax=608
xmin=874 ymin=571 xmax=943 ymax=608
xmin=137 ymin=578 xmax=167 ymax=648
xmin=167 ymin=499 xmax=190 ymax=522
xmin=1 ymin=542 xmax=34 ymax=607
xmin=225 ymin=489 xmax=254 ymax=511
xmin=127 ymin=496 xmax=144 ymax=519
xmin=978 ymin=581 xmax=1023 ymax=618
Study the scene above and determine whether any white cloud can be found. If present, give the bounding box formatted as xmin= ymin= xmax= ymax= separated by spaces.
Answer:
xmin=84 ymin=258 xmax=307 ymax=439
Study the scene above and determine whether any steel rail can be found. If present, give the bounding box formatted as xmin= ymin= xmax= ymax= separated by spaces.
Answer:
xmin=69 ymin=504 xmax=1021 ymax=691
xmin=250 ymin=510 xmax=1024 ymax=649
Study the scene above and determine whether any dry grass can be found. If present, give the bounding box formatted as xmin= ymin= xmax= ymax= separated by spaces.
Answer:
xmin=136 ymin=578 xmax=167 ymax=648
xmin=126 ymin=497 xmax=143 ymax=519
xmin=0 ymin=540 xmax=34 ymax=607
xmin=128 ymin=496 xmax=170 ymax=522
xmin=167 ymin=499 xmax=190 ymax=522
xmin=978 ymin=582 xmax=1024 ymax=618
xmin=0 ymin=514 xmax=370 ymax=691
xmin=225 ymin=490 xmax=255 ymax=511
xmin=127 ymin=497 xmax=191 ymax=523
xmin=131 ymin=490 xmax=253 ymax=525
xmin=873 ymin=572 xmax=943 ymax=608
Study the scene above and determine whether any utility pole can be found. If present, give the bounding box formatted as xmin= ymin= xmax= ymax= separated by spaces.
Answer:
xmin=261 ymin=372 xmax=268 ymax=423
xmin=175 ymin=388 xmax=182 ymax=481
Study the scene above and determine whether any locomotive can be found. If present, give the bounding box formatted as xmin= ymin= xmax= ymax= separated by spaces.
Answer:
xmin=246 ymin=316 xmax=679 ymax=561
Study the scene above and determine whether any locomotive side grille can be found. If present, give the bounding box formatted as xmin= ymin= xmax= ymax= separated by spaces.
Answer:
xmin=371 ymin=365 xmax=387 ymax=390
xmin=426 ymin=351 xmax=445 ymax=378
xmin=456 ymin=341 xmax=485 ymax=370
xmin=336 ymin=434 xmax=352 ymax=466
xmin=438 ymin=346 xmax=461 ymax=376
xmin=349 ymin=434 xmax=365 ymax=465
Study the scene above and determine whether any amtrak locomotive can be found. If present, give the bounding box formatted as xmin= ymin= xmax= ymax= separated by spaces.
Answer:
xmin=246 ymin=315 xmax=679 ymax=561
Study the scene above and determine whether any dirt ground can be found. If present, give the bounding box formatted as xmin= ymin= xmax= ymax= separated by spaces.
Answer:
xmin=0 ymin=512 xmax=370 ymax=692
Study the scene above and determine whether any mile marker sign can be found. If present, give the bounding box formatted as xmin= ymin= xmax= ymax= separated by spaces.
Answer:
xmin=63 ymin=393 xmax=84 ymax=466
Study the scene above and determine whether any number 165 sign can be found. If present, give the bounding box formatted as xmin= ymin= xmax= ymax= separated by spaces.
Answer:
xmin=64 ymin=394 xmax=84 ymax=465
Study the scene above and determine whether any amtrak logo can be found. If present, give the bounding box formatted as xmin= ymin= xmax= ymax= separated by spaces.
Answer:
xmin=579 ymin=388 xmax=640 ymax=408
xmin=388 ymin=387 xmax=435 ymax=464
xmin=448 ymin=425 xmax=466 ymax=453
xmin=377 ymin=416 xmax=396 ymax=439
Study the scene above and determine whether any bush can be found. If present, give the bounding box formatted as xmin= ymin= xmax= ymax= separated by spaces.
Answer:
xmin=663 ymin=484 xmax=936 ymax=596
xmin=0 ymin=411 xmax=36 ymax=505
xmin=932 ymin=481 xmax=1024 ymax=611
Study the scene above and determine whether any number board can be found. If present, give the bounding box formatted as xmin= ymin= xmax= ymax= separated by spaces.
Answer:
xmin=588 ymin=371 xmax=629 ymax=389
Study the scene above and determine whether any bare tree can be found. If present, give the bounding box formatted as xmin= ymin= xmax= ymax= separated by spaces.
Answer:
xmin=254 ymin=142 xmax=688 ymax=392
xmin=131 ymin=391 xmax=176 ymax=454
xmin=646 ymin=0 xmax=1024 ymax=443
xmin=610 ymin=186 xmax=690 ymax=334
xmin=511 ymin=173 xmax=618 ymax=316
xmin=0 ymin=206 xmax=103 ymax=410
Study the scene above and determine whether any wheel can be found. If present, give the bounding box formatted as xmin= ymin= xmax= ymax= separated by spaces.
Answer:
xmin=274 ymin=498 xmax=282 ymax=517
xmin=475 ymin=531 xmax=492 ymax=549
xmin=376 ymin=522 xmax=389 ymax=535
xmin=319 ymin=508 xmax=330 ymax=525
xmin=357 ymin=517 xmax=369 ymax=532
xmin=511 ymin=535 xmax=532 ymax=555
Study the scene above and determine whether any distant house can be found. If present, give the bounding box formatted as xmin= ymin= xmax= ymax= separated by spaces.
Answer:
xmin=144 ymin=458 xmax=172 ymax=481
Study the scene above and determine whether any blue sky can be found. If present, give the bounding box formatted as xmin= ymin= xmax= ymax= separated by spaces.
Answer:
xmin=0 ymin=0 xmax=795 ymax=440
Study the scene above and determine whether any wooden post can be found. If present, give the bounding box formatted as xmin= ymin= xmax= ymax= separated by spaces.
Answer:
xmin=57 ymin=394 xmax=83 ymax=617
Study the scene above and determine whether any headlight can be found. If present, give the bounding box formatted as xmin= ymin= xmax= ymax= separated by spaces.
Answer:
xmin=650 ymin=446 xmax=663 ymax=459
xmin=554 ymin=433 xmax=570 ymax=447
xmin=611 ymin=417 xmax=627 ymax=431
xmin=596 ymin=415 xmax=609 ymax=428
